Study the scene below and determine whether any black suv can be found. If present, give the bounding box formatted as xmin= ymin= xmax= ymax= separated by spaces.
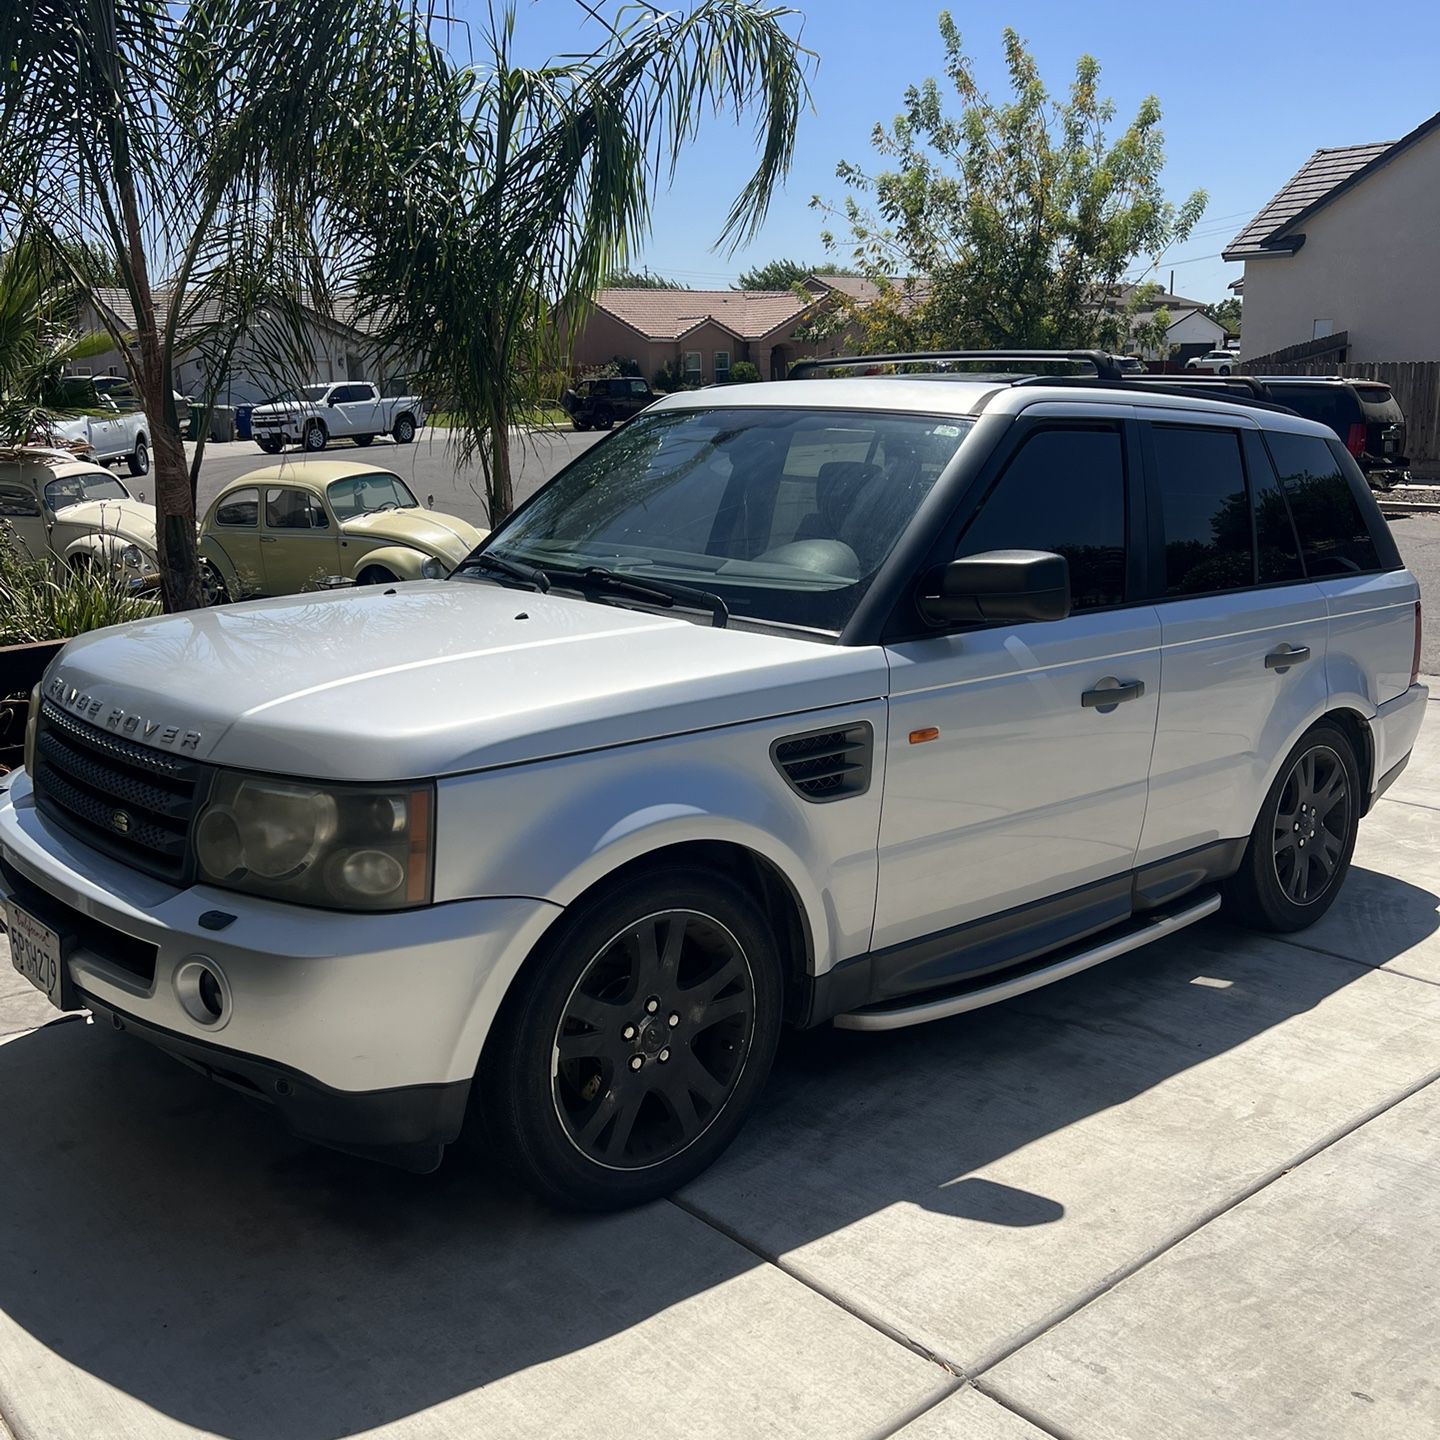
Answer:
xmin=561 ymin=376 xmax=656 ymax=431
xmin=1258 ymin=378 xmax=1409 ymax=491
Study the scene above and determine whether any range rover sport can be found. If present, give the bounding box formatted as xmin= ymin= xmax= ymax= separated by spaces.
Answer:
xmin=2 ymin=351 xmax=1425 ymax=1209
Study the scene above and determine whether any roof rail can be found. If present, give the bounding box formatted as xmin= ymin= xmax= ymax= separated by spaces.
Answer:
xmin=1010 ymin=374 xmax=1299 ymax=415
xmin=787 ymin=349 xmax=1125 ymax=382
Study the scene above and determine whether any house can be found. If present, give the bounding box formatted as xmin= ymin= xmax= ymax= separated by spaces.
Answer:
xmin=68 ymin=289 xmax=395 ymax=406
xmin=1107 ymin=284 xmax=1228 ymax=362
xmin=1223 ymin=109 xmax=1440 ymax=362
xmin=570 ymin=274 xmax=882 ymax=382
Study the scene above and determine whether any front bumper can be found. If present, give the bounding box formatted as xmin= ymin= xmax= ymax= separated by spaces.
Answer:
xmin=0 ymin=770 xmax=561 ymax=1155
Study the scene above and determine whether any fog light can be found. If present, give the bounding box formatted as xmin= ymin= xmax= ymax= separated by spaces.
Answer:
xmin=175 ymin=958 xmax=231 ymax=1029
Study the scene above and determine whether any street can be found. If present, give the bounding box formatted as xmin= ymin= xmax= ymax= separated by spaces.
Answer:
xmin=1388 ymin=512 xmax=1440 ymax=672
xmin=180 ymin=425 xmax=601 ymax=532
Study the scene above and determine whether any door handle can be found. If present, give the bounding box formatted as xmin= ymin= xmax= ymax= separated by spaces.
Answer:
xmin=1265 ymin=645 xmax=1311 ymax=671
xmin=1081 ymin=679 xmax=1146 ymax=710
xmin=260 ymin=536 xmax=277 ymax=544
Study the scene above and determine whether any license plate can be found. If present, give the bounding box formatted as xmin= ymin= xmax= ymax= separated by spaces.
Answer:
xmin=3 ymin=900 xmax=78 ymax=1010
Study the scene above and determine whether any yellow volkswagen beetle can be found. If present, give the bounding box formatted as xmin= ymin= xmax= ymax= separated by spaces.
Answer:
xmin=198 ymin=462 xmax=486 ymax=602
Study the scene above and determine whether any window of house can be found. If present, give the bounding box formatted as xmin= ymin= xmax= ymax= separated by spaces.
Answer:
xmin=215 ymin=488 xmax=259 ymax=527
xmin=1264 ymin=432 xmax=1381 ymax=576
xmin=265 ymin=487 xmax=329 ymax=530
xmin=1150 ymin=425 xmax=1254 ymax=595
xmin=682 ymin=352 xmax=702 ymax=382
xmin=955 ymin=426 xmax=1128 ymax=611
xmin=714 ymin=351 xmax=732 ymax=383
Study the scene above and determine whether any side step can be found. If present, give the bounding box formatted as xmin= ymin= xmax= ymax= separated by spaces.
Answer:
xmin=834 ymin=893 xmax=1221 ymax=1032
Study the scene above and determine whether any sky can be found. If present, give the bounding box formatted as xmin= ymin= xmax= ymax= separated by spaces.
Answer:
xmin=457 ymin=0 xmax=1440 ymax=303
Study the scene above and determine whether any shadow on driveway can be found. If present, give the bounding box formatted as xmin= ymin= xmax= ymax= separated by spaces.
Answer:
xmin=0 ymin=868 xmax=1435 ymax=1437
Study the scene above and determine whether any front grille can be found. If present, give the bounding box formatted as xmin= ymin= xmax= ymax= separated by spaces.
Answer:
xmin=32 ymin=701 xmax=208 ymax=882
xmin=771 ymin=723 xmax=873 ymax=803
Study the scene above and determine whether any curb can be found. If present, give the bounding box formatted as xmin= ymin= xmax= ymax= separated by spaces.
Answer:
xmin=1380 ymin=500 xmax=1440 ymax=516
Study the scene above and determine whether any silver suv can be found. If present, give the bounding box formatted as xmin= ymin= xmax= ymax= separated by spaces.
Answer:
xmin=2 ymin=351 xmax=1426 ymax=1209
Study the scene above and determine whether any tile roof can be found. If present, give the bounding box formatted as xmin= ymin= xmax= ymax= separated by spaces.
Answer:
xmin=1223 ymin=142 xmax=1393 ymax=259
xmin=90 ymin=287 xmax=379 ymax=338
xmin=593 ymin=287 xmax=816 ymax=341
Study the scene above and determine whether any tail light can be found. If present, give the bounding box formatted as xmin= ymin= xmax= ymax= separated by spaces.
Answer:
xmin=1412 ymin=600 xmax=1423 ymax=687
xmin=1345 ymin=422 xmax=1367 ymax=457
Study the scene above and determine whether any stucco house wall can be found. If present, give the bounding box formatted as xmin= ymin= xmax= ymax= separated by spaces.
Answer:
xmin=1241 ymin=123 xmax=1440 ymax=362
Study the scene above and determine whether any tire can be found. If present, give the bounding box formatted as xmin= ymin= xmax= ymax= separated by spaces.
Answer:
xmin=353 ymin=433 xmax=375 ymax=447
xmin=572 ymin=418 xmax=591 ymax=432
xmin=355 ymin=565 xmax=398 ymax=585
xmin=200 ymin=562 xmax=229 ymax=606
xmin=479 ymin=866 xmax=783 ymax=1210
xmin=127 ymin=438 xmax=149 ymax=476
xmin=393 ymin=414 xmax=416 ymax=444
xmin=1223 ymin=722 xmax=1361 ymax=933
xmin=595 ymin=411 xmax=615 ymax=431
xmin=256 ymin=437 xmax=282 ymax=454
xmin=303 ymin=420 xmax=327 ymax=451
xmin=1218 ymin=365 xmax=1232 ymax=376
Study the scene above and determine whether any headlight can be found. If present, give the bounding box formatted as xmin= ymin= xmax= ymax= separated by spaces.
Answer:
xmin=194 ymin=773 xmax=434 ymax=910
xmin=118 ymin=543 xmax=145 ymax=569
xmin=421 ymin=556 xmax=447 ymax=580
xmin=23 ymin=684 xmax=40 ymax=776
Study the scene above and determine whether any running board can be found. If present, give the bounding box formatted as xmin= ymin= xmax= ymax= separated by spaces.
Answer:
xmin=834 ymin=893 xmax=1221 ymax=1032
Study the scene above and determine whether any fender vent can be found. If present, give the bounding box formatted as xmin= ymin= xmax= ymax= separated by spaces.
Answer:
xmin=771 ymin=722 xmax=873 ymax=803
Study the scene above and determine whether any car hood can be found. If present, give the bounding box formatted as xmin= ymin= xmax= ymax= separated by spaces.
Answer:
xmin=340 ymin=508 xmax=486 ymax=563
xmin=250 ymin=400 xmax=302 ymax=416
xmin=51 ymin=498 xmax=159 ymax=553
xmin=42 ymin=581 xmax=885 ymax=780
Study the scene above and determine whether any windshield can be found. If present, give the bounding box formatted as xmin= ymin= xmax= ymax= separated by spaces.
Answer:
xmin=326 ymin=471 xmax=419 ymax=519
xmin=44 ymin=472 xmax=131 ymax=511
xmin=270 ymin=385 xmax=331 ymax=404
xmin=472 ymin=406 xmax=971 ymax=631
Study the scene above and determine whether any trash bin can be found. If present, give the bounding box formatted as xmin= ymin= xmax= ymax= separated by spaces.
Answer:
xmin=186 ymin=405 xmax=203 ymax=441
xmin=209 ymin=405 xmax=236 ymax=443
xmin=234 ymin=405 xmax=253 ymax=441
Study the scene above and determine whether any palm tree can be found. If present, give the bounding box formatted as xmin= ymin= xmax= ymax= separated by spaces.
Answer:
xmin=0 ymin=0 xmax=812 ymax=610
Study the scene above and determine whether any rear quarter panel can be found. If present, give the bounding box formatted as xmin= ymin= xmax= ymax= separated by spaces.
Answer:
xmin=1322 ymin=570 xmax=1418 ymax=712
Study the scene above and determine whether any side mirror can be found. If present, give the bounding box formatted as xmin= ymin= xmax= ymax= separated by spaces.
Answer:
xmin=918 ymin=550 xmax=1071 ymax=627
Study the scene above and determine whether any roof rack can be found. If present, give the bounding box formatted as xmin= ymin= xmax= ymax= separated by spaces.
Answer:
xmin=787 ymin=349 xmax=1125 ymax=382
xmin=1012 ymin=374 xmax=1299 ymax=415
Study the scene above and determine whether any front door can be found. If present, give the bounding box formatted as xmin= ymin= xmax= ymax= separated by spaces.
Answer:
xmin=875 ymin=417 xmax=1161 ymax=976
xmin=261 ymin=486 xmax=341 ymax=593
xmin=333 ymin=384 xmax=381 ymax=436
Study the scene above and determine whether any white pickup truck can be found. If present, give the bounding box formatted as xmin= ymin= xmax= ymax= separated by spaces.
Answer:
xmin=249 ymin=382 xmax=425 ymax=453
xmin=47 ymin=396 xmax=151 ymax=476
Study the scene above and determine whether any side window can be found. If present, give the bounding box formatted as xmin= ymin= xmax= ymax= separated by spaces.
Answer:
xmin=1241 ymin=432 xmax=1305 ymax=584
xmin=608 ymin=379 xmax=630 ymax=397
xmin=629 ymin=379 xmax=649 ymax=396
xmin=1150 ymin=425 xmax=1253 ymax=596
xmin=956 ymin=426 xmax=1127 ymax=611
xmin=1265 ymin=432 xmax=1381 ymax=576
xmin=215 ymin=488 xmax=258 ymax=527
xmin=0 ymin=481 xmax=40 ymax=517
xmin=332 ymin=384 xmax=367 ymax=404
xmin=265 ymin=487 xmax=328 ymax=530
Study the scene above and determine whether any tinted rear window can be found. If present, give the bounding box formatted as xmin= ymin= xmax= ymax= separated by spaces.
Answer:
xmin=1354 ymin=384 xmax=1404 ymax=421
xmin=1151 ymin=426 xmax=1254 ymax=595
xmin=1267 ymin=385 xmax=1361 ymax=432
xmin=1264 ymin=432 xmax=1381 ymax=576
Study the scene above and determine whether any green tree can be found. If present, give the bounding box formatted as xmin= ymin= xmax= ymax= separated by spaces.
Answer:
xmin=812 ymin=15 xmax=1206 ymax=353
xmin=1204 ymin=297 xmax=1243 ymax=335
xmin=2 ymin=0 xmax=812 ymax=611
xmin=733 ymin=258 xmax=856 ymax=290
xmin=605 ymin=269 xmax=686 ymax=289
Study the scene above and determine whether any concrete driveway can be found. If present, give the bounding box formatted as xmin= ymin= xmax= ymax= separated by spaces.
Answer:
xmin=3 ymin=699 xmax=1440 ymax=1439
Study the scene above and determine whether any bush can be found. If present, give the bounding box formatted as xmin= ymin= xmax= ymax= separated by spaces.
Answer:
xmin=653 ymin=361 xmax=682 ymax=392
xmin=0 ymin=525 xmax=159 ymax=646
xmin=729 ymin=360 xmax=761 ymax=383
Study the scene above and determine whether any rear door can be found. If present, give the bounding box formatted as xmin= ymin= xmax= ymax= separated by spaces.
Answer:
xmin=1137 ymin=415 xmax=1328 ymax=865
xmin=1353 ymin=383 xmax=1407 ymax=465
xmin=876 ymin=411 xmax=1163 ymax=969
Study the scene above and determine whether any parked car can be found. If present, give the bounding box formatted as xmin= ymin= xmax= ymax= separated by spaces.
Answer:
xmin=248 ymin=382 xmax=426 ymax=453
xmin=45 ymin=393 xmax=151 ymax=475
xmin=1257 ymin=377 xmax=1410 ymax=492
xmin=3 ymin=352 xmax=1425 ymax=1210
xmin=561 ymin=375 xmax=656 ymax=430
xmin=87 ymin=375 xmax=192 ymax=431
xmin=0 ymin=448 xmax=160 ymax=589
xmin=1185 ymin=350 xmax=1239 ymax=375
xmin=197 ymin=461 xmax=486 ymax=601
xmin=1111 ymin=354 xmax=1147 ymax=374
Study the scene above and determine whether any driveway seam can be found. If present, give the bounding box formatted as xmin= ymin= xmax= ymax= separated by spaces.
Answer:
xmin=1378 ymin=794 xmax=1440 ymax=814
xmin=963 ymin=1063 xmax=1440 ymax=1378
xmin=861 ymin=1376 xmax=967 ymax=1440
xmin=1267 ymin=934 xmax=1440 ymax=986
xmin=970 ymin=1380 xmax=1083 ymax=1440
xmin=666 ymin=1193 xmax=967 ymax=1380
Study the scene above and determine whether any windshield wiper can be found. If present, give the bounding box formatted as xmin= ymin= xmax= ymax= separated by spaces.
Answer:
xmin=454 ymin=551 xmax=551 ymax=592
xmin=564 ymin=566 xmax=728 ymax=628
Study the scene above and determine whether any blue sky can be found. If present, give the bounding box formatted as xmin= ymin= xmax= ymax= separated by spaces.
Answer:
xmin=464 ymin=1 xmax=1440 ymax=302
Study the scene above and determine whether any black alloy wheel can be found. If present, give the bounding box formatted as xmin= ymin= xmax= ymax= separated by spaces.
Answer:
xmin=552 ymin=909 xmax=756 ymax=1171
xmin=478 ymin=868 xmax=783 ymax=1209
xmin=1272 ymin=745 xmax=1351 ymax=906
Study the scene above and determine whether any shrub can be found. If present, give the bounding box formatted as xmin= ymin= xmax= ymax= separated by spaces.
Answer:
xmin=729 ymin=360 xmax=761 ymax=383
